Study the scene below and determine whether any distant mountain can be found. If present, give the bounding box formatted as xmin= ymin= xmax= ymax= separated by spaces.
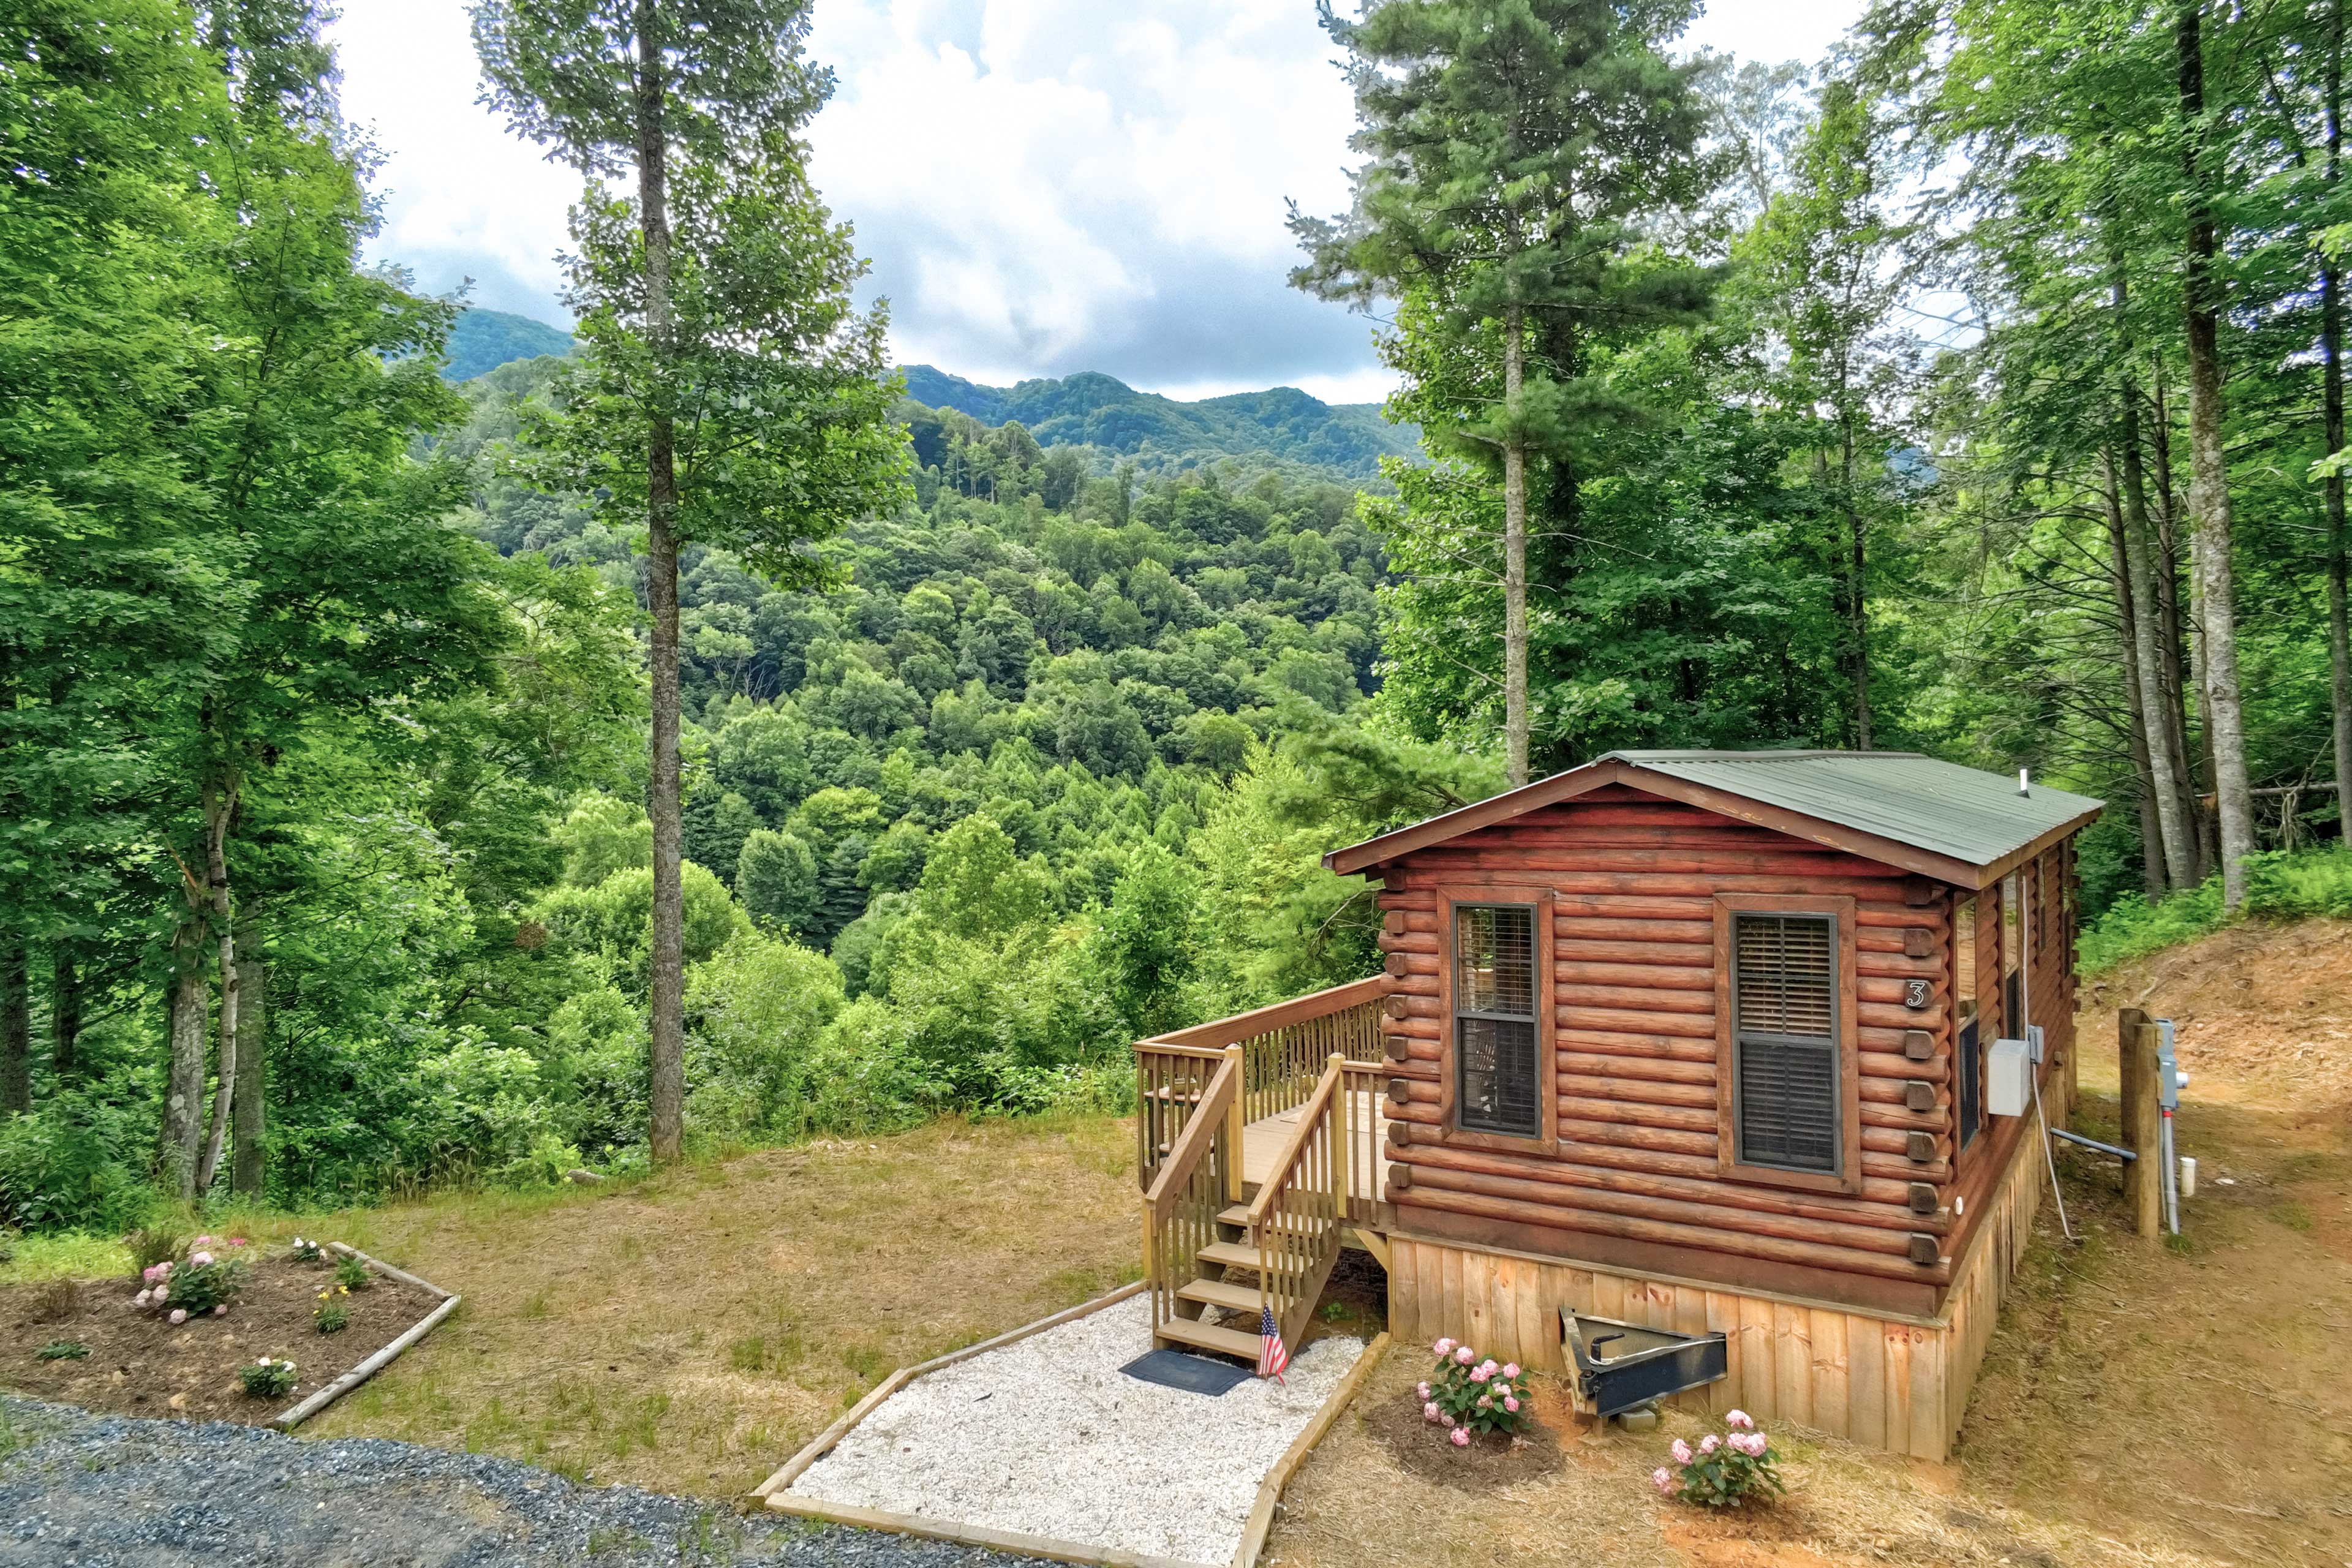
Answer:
xmin=443 ymin=308 xmax=573 ymax=382
xmin=899 ymin=365 xmax=1418 ymax=479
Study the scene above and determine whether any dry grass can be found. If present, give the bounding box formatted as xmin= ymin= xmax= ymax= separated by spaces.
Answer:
xmin=290 ymin=1114 xmax=1139 ymax=1497
xmin=1268 ymin=918 xmax=2352 ymax=1568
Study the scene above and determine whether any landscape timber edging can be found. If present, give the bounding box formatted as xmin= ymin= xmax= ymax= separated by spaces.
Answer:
xmin=268 ymin=1242 xmax=460 ymax=1433
xmin=752 ymin=1282 xmax=1381 ymax=1568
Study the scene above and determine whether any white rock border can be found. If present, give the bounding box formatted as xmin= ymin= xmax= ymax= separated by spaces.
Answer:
xmin=750 ymin=1282 xmax=1389 ymax=1568
xmin=268 ymin=1242 xmax=460 ymax=1432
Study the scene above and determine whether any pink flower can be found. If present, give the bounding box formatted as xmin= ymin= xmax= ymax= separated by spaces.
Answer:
xmin=1725 ymin=1408 xmax=1754 ymax=1430
xmin=1653 ymin=1466 xmax=1675 ymax=1494
xmin=229 ymin=1237 xmax=247 ymax=1246
xmin=1502 ymin=1363 xmax=1520 ymax=1379
xmin=1469 ymin=1366 xmax=1490 ymax=1383
xmin=140 ymin=1265 xmax=158 ymax=1284
xmin=1477 ymin=1395 xmax=1491 ymax=1409
xmin=154 ymin=1261 xmax=172 ymax=1277
xmin=134 ymin=1289 xmax=151 ymax=1308
xmin=1699 ymin=1434 xmax=1721 ymax=1455
xmin=1742 ymin=1432 xmax=1770 ymax=1457
xmin=1417 ymin=1382 xmax=1432 ymax=1400
xmin=1504 ymin=1396 xmax=1520 ymax=1412
xmin=1433 ymin=1337 xmax=1455 ymax=1357
xmin=1492 ymin=1383 xmax=1512 ymax=1399
xmin=1450 ymin=1427 xmax=1470 ymax=1447
xmin=168 ymin=1308 xmax=187 ymax=1325
xmin=194 ymin=1235 xmax=213 ymax=1247
xmin=1454 ymin=1346 xmax=1475 ymax=1365
xmin=1671 ymin=1438 xmax=1693 ymax=1464
xmin=1423 ymin=1401 xmax=1442 ymax=1422
xmin=153 ymin=1286 xmax=167 ymax=1303
xmin=190 ymin=1251 xmax=213 ymax=1267
xmin=212 ymin=1304 xmax=227 ymax=1317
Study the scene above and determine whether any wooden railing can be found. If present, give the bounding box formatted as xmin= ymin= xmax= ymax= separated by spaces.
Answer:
xmin=1248 ymin=1054 xmax=1346 ymax=1354
xmin=1136 ymin=976 xmax=1386 ymax=1139
xmin=1141 ymin=1047 xmax=1238 ymax=1344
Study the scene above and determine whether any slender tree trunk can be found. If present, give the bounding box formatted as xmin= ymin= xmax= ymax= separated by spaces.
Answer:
xmin=192 ymin=778 xmax=238 ymax=1196
xmin=2328 ymin=0 xmax=2352 ymax=842
xmin=51 ymin=943 xmax=79 ymax=1078
xmin=164 ymin=915 xmax=208 ymax=1199
xmin=0 ymin=936 xmax=28 ymax=1114
xmin=2117 ymin=372 xmax=2195 ymax=888
xmin=2176 ymin=3 xmax=2258 ymax=908
xmin=2103 ymin=452 xmax=2168 ymax=901
xmin=1501 ymin=300 xmax=1531 ymax=788
xmin=2147 ymin=359 xmax=2207 ymax=879
xmin=636 ymin=0 xmax=685 ymax=1163
xmin=230 ymin=927 xmax=266 ymax=1199
xmin=1842 ymin=421 xmax=1870 ymax=750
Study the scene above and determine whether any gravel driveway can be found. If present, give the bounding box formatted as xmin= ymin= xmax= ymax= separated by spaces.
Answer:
xmin=0 ymin=1396 xmax=1055 ymax=1568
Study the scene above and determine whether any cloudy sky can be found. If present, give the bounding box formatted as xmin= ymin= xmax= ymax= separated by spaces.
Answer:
xmin=331 ymin=1 xmax=1866 ymax=404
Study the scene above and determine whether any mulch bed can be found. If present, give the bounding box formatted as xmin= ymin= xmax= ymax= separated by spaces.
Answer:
xmin=1 ymin=1253 xmax=440 ymax=1426
xmin=1360 ymin=1384 xmax=1564 ymax=1488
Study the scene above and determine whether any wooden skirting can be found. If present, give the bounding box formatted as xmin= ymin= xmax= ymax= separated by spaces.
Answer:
xmin=1386 ymin=1101 xmax=2056 ymax=1461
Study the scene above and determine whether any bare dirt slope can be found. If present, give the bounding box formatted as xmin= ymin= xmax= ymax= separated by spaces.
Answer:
xmin=1268 ymin=918 xmax=2352 ymax=1568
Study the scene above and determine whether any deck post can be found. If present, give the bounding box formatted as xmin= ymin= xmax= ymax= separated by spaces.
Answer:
xmin=1224 ymin=1042 xmax=1246 ymax=1202
xmin=1328 ymin=1052 xmax=1348 ymax=1226
xmin=2120 ymin=1008 xmax=2163 ymax=1238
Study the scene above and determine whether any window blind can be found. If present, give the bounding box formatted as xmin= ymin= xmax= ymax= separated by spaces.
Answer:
xmin=1732 ymin=913 xmax=1839 ymax=1174
xmin=1455 ymin=904 xmax=1539 ymax=1136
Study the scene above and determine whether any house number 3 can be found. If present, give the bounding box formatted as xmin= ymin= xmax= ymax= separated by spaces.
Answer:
xmin=1903 ymin=979 xmax=1931 ymax=1009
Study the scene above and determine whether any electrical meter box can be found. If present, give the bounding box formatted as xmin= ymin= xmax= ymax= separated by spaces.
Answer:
xmin=1988 ymin=1038 xmax=2033 ymax=1118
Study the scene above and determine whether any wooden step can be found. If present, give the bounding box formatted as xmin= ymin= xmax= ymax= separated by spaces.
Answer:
xmin=1156 ymin=1316 xmax=1264 ymax=1362
xmin=1218 ymin=1205 xmax=1255 ymax=1227
xmin=1176 ymin=1277 xmax=1263 ymax=1314
xmin=1196 ymin=1240 xmax=1262 ymax=1272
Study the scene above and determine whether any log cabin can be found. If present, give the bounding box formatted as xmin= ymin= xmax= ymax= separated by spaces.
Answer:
xmin=1135 ymin=749 xmax=2101 ymax=1459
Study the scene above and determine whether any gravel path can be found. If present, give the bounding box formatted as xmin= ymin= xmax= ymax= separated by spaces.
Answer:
xmin=0 ymin=1395 xmax=1055 ymax=1568
xmin=789 ymin=1294 xmax=1367 ymax=1565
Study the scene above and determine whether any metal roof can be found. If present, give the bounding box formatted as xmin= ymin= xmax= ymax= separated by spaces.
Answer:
xmin=1602 ymin=751 xmax=2104 ymax=869
xmin=1323 ymin=750 xmax=2105 ymax=883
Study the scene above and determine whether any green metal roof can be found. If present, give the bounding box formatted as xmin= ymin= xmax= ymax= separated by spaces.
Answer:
xmin=1602 ymin=750 xmax=2104 ymax=869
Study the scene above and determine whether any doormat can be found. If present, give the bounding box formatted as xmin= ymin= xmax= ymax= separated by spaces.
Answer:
xmin=1120 ymin=1348 xmax=1253 ymax=1396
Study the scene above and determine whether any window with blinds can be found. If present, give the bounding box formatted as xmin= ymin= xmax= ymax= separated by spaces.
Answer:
xmin=1455 ymin=903 xmax=1539 ymax=1137
xmin=1731 ymin=912 xmax=1840 ymax=1175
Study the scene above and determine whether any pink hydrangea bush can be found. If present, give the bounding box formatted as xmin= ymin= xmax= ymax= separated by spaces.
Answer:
xmin=130 ymin=1235 xmax=250 ymax=1321
xmin=1651 ymin=1409 xmax=1785 ymax=1508
xmin=1421 ymin=1337 xmax=1533 ymax=1444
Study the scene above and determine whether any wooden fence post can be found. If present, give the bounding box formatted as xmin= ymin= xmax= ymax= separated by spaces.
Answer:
xmin=2119 ymin=1007 xmax=2163 ymax=1238
xmin=1224 ymin=1042 xmax=1246 ymax=1203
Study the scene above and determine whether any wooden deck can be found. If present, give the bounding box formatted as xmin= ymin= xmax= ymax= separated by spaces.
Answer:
xmin=1240 ymin=1087 xmax=1386 ymax=1209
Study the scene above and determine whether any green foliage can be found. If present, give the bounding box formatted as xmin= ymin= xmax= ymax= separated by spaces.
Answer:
xmin=241 ymin=1357 xmax=298 ymax=1399
xmin=35 ymin=1341 xmax=88 ymax=1362
xmin=1656 ymin=1415 xmax=1787 ymax=1509
xmin=333 ymin=1253 xmax=371 ymax=1292
xmin=442 ymin=307 xmax=573 ymax=382
xmin=682 ymin=932 xmax=847 ymax=1140
xmin=535 ymin=863 xmax=744 ymax=974
xmin=314 ymin=1284 xmax=351 ymax=1334
xmin=2079 ymin=846 xmax=2352 ymax=974
xmin=1422 ymin=1341 xmax=1532 ymax=1441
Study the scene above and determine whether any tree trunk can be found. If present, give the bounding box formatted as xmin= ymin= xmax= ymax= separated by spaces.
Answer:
xmin=2176 ymin=2 xmax=2258 ymax=909
xmin=230 ymin=928 xmax=266 ymax=1199
xmin=0 ymin=936 xmax=28 ymax=1114
xmin=1841 ymin=419 xmax=1871 ymax=750
xmin=2117 ymin=375 xmax=2195 ymax=888
xmin=2328 ymin=0 xmax=2352 ymax=843
xmin=2103 ymin=451 xmax=2168 ymax=901
xmin=2147 ymin=356 xmax=2206 ymax=878
xmin=1501 ymin=301 xmax=1531 ymax=788
xmin=192 ymin=778 xmax=238 ymax=1196
xmin=51 ymin=943 xmax=79 ymax=1078
xmin=636 ymin=0 xmax=685 ymax=1164
xmin=165 ymin=915 xmax=208 ymax=1199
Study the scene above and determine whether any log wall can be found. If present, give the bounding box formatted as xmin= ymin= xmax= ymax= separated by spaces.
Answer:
xmin=1385 ymin=1074 xmax=2060 ymax=1461
xmin=1373 ymin=785 xmax=1963 ymax=1313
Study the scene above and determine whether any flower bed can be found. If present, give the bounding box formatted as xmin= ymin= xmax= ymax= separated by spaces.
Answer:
xmin=0 ymin=1242 xmax=442 ymax=1426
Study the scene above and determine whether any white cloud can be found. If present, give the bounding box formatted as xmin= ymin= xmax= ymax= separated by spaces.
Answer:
xmin=330 ymin=0 xmax=1867 ymax=401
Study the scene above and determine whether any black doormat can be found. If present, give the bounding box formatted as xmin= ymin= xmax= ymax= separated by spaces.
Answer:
xmin=1120 ymin=1348 xmax=1254 ymax=1396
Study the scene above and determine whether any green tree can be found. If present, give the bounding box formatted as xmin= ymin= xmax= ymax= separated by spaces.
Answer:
xmin=473 ymin=0 xmax=909 ymax=1161
xmin=1291 ymin=0 xmax=1716 ymax=782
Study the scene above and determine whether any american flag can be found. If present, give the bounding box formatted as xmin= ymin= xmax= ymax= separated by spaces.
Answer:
xmin=1257 ymin=1303 xmax=1288 ymax=1382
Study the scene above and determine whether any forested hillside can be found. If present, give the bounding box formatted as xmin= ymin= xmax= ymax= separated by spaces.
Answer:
xmin=440 ymin=307 xmax=573 ymax=381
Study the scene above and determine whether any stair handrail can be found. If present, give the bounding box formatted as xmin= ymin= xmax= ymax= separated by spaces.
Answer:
xmin=1141 ymin=1045 xmax=1240 ymax=1337
xmin=1144 ymin=1047 xmax=1238 ymax=1227
xmin=1246 ymin=1052 xmax=1349 ymax=1354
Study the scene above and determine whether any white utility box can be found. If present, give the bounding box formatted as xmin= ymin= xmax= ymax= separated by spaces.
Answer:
xmin=1988 ymin=1037 xmax=2033 ymax=1117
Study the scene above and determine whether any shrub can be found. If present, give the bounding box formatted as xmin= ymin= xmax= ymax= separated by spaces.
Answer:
xmin=314 ymin=1284 xmax=351 ymax=1334
xmin=1418 ymin=1338 xmax=1532 ymax=1444
xmin=288 ymin=1236 xmax=325 ymax=1264
xmin=1652 ymin=1410 xmax=1786 ymax=1508
xmin=240 ymin=1357 xmax=298 ymax=1399
xmin=132 ymin=1236 xmax=251 ymax=1322
xmin=0 ymin=1094 xmax=156 ymax=1234
xmin=2080 ymin=844 xmax=2352 ymax=974
xmin=127 ymin=1227 xmax=187 ymax=1273
xmin=333 ymin=1253 xmax=371 ymax=1291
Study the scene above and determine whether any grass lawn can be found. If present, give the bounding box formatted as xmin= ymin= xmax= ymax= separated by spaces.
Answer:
xmin=0 ymin=1114 xmax=1141 ymax=1499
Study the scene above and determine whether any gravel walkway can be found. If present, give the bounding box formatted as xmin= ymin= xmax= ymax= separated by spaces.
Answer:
xmin=788 ymin=1294 xmax=1367 ymax=1566
xmin=0 ymin=1395 xmax=1055 ymax=1568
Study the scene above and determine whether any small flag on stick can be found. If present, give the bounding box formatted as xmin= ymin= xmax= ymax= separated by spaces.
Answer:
xmin=1257 ymin=1303 xmax=1289 ymax=1382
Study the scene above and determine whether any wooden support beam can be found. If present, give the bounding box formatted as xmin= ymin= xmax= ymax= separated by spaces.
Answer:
xmin=2120 ymin=1008 xmax=2163 ymax=1239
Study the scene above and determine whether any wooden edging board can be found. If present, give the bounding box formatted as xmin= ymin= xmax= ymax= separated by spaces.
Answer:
xmin=1227 ymin=1330 xmax=1387 ymax=1568
xmin=270 ymin=1243 xmax=459 ymax=1432
xmin=752 ymin=1284 xmax=1382 ymax=1568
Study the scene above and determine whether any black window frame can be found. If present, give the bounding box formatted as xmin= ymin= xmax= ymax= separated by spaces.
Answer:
xmin=1728 ymin=910 xmax=1844 ymax=1178
xmin=1451 ymin=901 xmax=1542 ymax=1139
